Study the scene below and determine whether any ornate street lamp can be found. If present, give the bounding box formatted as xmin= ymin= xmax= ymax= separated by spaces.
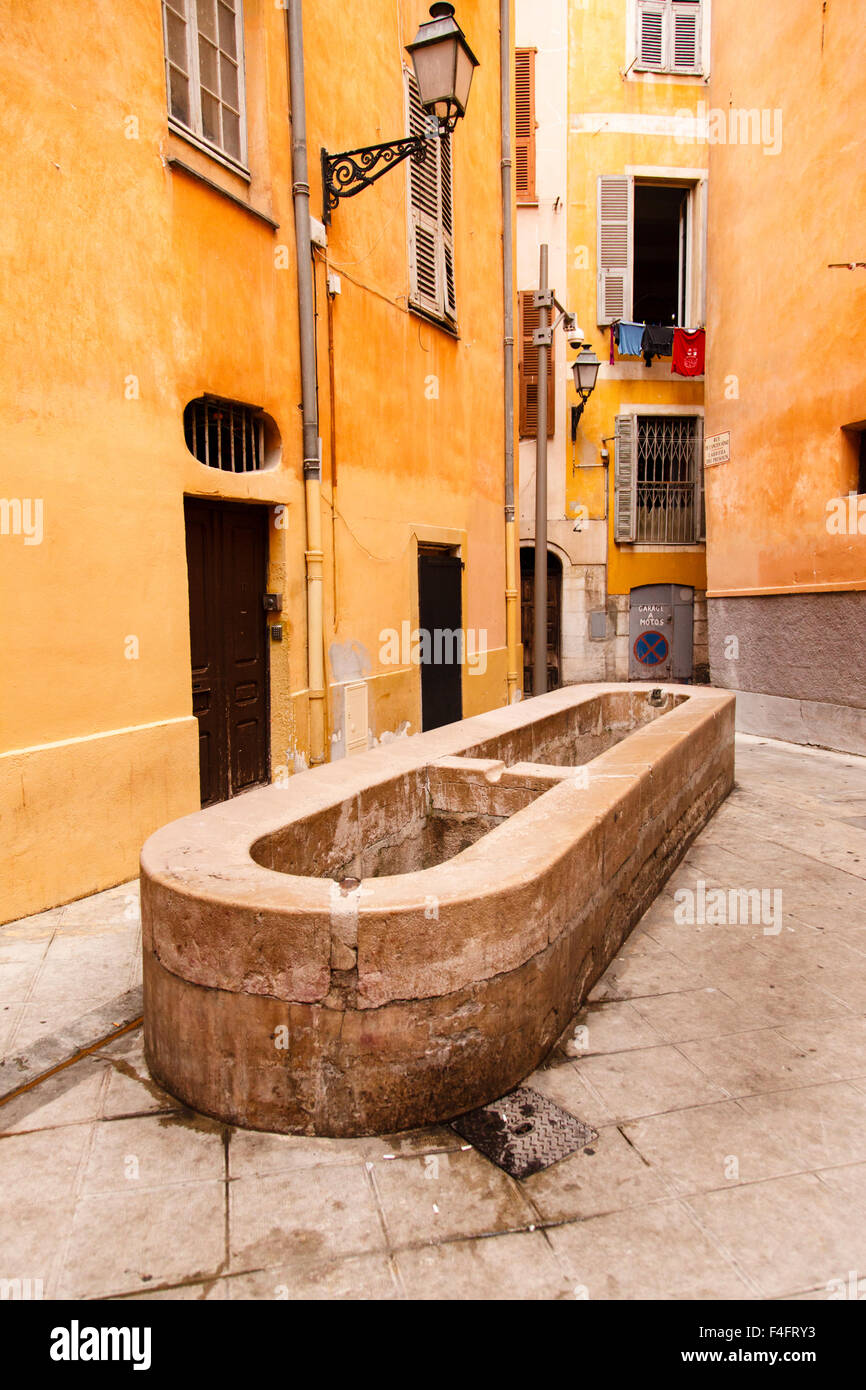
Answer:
xmin=570 ymin=344 xmax=601 ymax=429
xmin=321 ymin=3 xmax=478 ymax=222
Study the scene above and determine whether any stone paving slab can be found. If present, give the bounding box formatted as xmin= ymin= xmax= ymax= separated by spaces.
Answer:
xmin=2 ymin=734 xmax=866 ymax=1300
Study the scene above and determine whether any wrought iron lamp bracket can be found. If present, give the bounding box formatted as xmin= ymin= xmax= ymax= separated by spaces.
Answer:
xmin=322 ymin=135 xmax=433 ymax=222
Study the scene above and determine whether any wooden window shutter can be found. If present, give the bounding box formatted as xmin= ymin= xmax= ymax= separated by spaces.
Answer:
xmin=614 ymin=415 xmax=637 ymax=542
xmin=407 ymin=72 xmax=456 ymax=323
xmin=519 ymin=291 xmax=555 ymax=439
xmin=514 ymin=49 xmax=536 ymax=202
xmin=597 ymin=175 xmax=632 ymax=326
xmin=636 ymin=0 xmax=667 ymax=69
xmin=672 ymin=2 xmax=702 ymax=73
xmin=694 ymin=416 xmax=706 ymax=541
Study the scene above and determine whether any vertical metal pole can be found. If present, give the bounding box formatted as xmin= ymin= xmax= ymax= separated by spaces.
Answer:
xmin=533 ymin=244 xmax=549 ymax=696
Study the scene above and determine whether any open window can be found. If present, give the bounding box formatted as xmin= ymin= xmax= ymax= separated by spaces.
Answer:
xmin=598 ymin=174 xmax=702 ymax=329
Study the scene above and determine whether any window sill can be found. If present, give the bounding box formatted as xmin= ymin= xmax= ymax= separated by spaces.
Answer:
xmin=618 ymin=541 xmax=706 ymax=551
xmin=166 ymin=156 xmax=280 ymax=231
xmin=168 ymin=118 xmax=250 ymax=181
xmin=628 ymin=68 xmax=707 ymax=82
xmin=408 ymin=303 xmax=460 ymax=340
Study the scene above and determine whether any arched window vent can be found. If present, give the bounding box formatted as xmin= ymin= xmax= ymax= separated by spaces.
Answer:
xmin=183 ymin=395 xmax=280 ymax=473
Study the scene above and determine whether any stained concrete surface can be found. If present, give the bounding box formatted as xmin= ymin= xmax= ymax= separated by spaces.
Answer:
xmin=2 ymin=734 xmax=866 ymax=1300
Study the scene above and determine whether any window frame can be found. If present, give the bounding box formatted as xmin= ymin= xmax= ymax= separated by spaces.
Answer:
xmin=614 ymin=408 xmax=705 ymax=546
xmin=162 ymin=0 xmax=249 ymax=177
xmin=597 ymin=172 xmax=704 ymax=329
xmin=632 ymin=0 xmax=705 ymax=78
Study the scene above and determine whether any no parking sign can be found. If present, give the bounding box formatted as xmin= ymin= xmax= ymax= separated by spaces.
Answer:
xmin=633 ymin=630 xmax=670 ymax=667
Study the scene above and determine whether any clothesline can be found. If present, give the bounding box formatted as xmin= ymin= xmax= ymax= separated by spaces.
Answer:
xmin=608 ymin=320 xmax=706 ymax=374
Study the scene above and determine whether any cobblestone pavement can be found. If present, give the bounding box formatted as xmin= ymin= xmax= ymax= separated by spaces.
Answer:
xmin=2 ymin=734 xmax=866 ymax=1300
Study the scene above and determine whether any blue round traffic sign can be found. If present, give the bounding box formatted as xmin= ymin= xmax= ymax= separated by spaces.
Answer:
xmin=634 ymin=630 xmax=669 ymax=666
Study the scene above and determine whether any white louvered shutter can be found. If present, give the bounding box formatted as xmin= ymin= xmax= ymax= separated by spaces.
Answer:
xmin=694 ymin=416 xmax=706 ymax=541
xmin=671 ymin=2 xmax=702 ymax=74
xmin=614 ymin=415 xmax=638 ymax=543
xmin=597 ymin=176 xmax=632 ymax=326
xmin=637 ymin=0 xmax=666 ymax=69
xmin=408 ymin=73 xmax=456 ymax=323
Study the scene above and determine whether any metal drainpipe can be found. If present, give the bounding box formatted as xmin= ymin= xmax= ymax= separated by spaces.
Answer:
xmin=286 ymin=0 xmax=326 ymax=765
xmin=501 ymin=0 xmax=520 ymax=704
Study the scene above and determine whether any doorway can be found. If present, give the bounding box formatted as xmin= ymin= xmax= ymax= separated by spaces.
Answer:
xmin=628 ymin=583 xmax=694 ymax=682
xmin=520 ymin=547 xmax=562 ymax=694
xmin=418 ymin=547 xmax=463 ymax=731
xmin=184 ymin=498 xmax=270 ymax=807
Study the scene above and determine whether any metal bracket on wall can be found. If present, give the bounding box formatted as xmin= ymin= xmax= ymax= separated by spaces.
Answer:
xmin=321 ymin=137 xmax=431 ymax=223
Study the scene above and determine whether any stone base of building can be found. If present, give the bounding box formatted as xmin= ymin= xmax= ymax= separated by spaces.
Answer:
xmin=732 ymin=692 xmax=866 ymax=756
xmin=708 ymin=592 xmax=866 ymax=756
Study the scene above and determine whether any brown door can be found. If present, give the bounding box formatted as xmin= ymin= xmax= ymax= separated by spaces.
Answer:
xmin=520 ymin=547 xmax=562 ymax=695
xmin=184 ymin=499 xmax=270 ymax=807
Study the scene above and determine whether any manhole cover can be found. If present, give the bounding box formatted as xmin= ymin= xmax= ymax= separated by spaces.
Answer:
xmin=452 ymin=1086 xmax=597 ymax=1179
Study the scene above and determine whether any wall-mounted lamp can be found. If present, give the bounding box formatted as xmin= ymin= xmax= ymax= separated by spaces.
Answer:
xmin=321 ymin=4 xmax=478 ymax=223
xmin=569 ymin=345 xmax=601 ymax=439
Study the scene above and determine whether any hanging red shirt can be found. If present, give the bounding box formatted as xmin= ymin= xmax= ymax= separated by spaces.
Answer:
xmin=672 ymin=328 xmax=706 ymax=376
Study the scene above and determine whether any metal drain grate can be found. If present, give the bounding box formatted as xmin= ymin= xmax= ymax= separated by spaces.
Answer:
xmin=452 ymin=1086 xmax=598 ymax=1179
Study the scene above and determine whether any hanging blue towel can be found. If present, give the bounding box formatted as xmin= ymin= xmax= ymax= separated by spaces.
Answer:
xmin=615 ymin=321 xmax=645 ymax=357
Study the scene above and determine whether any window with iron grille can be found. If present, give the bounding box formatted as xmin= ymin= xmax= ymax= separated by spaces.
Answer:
xmin=183 ymin=397 xmax=267 ymax=472
xmin=635 ymin=0 xmax=703 ymax=76
xmin=162 ymin=0 xmax=247 ymax=169
xmin=614 ymin=414 xmax=705 ymax=544
xmin=407 ymin=72 xmax=457 ymax=326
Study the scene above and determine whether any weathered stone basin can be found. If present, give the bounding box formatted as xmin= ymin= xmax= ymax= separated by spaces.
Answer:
xmin=141 ymin=683 xmax=735 ymax=1135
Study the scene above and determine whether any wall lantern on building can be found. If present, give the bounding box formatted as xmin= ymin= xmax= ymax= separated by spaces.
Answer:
xmin=569 ymin=345 xmax=601 ymax=434
xmin=321 ymin=3 xmax=478 ymax=222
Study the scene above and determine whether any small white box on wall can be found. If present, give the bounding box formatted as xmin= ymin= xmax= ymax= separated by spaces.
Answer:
xmin=344 ymin=680 xmax=369 ymax=757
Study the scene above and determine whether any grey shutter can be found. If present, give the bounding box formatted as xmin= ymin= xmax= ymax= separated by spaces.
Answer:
xmin=440 ymin=129 xmax=457 ymax=320
xmin=597 ymin=176 xmax=632 ymax=325
xmin=694 ymin=415 xmax=706 ymax=541
xmin=672 ymin=2 xmax=702 ymax=74
xmin=614 ymin=415 xmax=637 ymax=543
xmin=636 ymin=0 xmax=666 ymax=69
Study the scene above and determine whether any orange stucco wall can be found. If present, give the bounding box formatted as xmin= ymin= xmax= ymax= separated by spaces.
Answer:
xmin=704 ymin=0 xmax=866 ymax=596
xmin=0 ymin=0 xmax=515 ymax=921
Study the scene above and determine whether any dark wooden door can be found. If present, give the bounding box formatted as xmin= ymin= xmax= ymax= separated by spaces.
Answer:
xmin=184 ymin=499 xmax=270 ymax=807
xmin=520 ymin=548 xmax=562 ymax=695
xmin=418 ymin=549 xmax=463 ymax=731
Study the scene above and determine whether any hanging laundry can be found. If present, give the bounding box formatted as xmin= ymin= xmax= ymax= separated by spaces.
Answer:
xmin=672 ymin=327 xmax=706 ymax=376
xmin=615 ymin=321 xmax=645 ymax=358
xmin=610 ymin=323 xmax=616 ymax=366
xmin=641 ymin=324 xmax=675 ymax=367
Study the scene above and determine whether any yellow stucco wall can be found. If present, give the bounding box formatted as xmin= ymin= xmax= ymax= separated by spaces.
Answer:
xmin=565 ymin=0 xmax=709 ymax=599
xmin=704 ymin=0 xmax=865 ymax=597
xmin=0 ymin=0 xmax=514 ymax=921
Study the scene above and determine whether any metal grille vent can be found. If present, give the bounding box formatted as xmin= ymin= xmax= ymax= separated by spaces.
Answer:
xmin=183 ymin=397 xmax=267 ymax=473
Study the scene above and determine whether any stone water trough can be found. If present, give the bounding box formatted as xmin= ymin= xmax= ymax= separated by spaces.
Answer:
xmin=141 ymin=683 xmax=735 ymax=1135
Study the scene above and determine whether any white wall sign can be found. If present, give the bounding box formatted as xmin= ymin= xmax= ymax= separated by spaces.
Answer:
xmin=705 ymin=431 xmax=731 ymax=467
